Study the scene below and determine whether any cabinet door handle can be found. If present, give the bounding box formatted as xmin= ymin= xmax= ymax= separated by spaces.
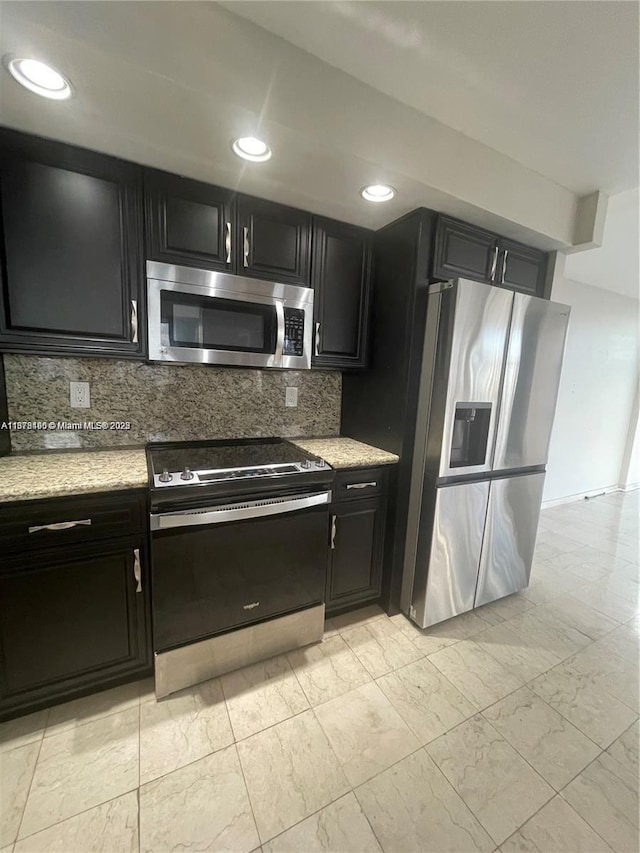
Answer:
xmin=131 ymin=300 xmax=138 ymax=344
xmin=28 ymin=519 xmax=92 ymax=533
xmin=133 ymin=548 xmax=142 ymax=593
xmin=346 ymin=482 xmax=377 ymax=490
xmin=243 ymin=226 xmax=250 ymax=267
xmin=501 ymin=249 xmax=508 ymax=284
xmin=225 ymin=222 xmax=232 ymax=264
xmin=490 ymin=246 xmax=499 ymax=281
xmin=330 ymin=514 xmax=337 ymax=550
xmin=314 ymin=322 xmax=321 ymax=357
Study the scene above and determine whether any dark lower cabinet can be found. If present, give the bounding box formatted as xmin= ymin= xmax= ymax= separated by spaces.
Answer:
xmin=326 ymin=468 xmax=388 ymax=614
xmin=0 ymin=492 xmax=151 ymax=720
xmin=0 ymin=128 xmax=144 ymax=358
xmin=237 ymin=195 xmax=311 ymax=285
xmin=312 ymin=217 xmax=372 ymax=369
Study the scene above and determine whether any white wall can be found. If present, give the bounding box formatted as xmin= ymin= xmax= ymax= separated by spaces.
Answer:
xmin=543 ymin=276 xmax=640 ymax=503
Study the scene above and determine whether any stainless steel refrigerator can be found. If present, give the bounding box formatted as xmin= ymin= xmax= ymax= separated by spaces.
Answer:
xmin=400 ymin=278 xmax=570 ymax=629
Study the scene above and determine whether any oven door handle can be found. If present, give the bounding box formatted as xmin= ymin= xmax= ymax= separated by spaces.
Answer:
xmin=150 ymin=490 xmax=331 ymax=531
xmin=275 ymin=301 xmax=285 ymax=362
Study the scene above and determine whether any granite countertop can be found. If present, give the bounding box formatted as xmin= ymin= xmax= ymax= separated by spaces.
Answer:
xmin=0 ymin=449 xmax=148 ymax=503
xmin=290 ymin=437 xmax=399 ymax=469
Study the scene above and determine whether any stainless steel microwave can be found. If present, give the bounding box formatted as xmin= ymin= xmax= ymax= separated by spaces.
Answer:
xmin=147 ymin=262 xmax=314 ymax=369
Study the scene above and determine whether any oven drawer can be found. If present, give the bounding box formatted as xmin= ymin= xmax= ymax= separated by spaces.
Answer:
xmin=0 ymin=491 xmax=146 ymax=554
xmin=150 ymin=492 xmax=330 ymax=652
xmin=333 ymin=468 xmax=386 ymax=501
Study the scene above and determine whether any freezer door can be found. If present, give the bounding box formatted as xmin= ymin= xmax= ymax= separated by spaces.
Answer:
xmin=439 ymin=281 xmax=513 ymax=477
xmin=474 ymin=472 xmax=545 ymax=607
xmin=493 ymin=294 xmax=570 ymax=471
xmin=411 ymin=480 xmax=489 ymax=628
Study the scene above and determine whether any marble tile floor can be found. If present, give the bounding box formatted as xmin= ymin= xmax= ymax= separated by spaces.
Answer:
xmin=1 ymin=490 xmax=638 ymax=852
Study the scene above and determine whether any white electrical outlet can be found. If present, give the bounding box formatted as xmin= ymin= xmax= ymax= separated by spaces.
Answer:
xmin=285 ymin=386 xmax=298 ymax=408
xmin=70 ymin=381 xmax=90 ymax=409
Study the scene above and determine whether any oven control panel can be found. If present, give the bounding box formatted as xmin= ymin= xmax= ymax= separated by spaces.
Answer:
xmin=283 ymin=308 xmax=305 ymax=357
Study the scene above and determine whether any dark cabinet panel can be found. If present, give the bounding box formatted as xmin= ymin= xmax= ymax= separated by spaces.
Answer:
xmin=326 ymin=494 xmax=386 ymax=613
xmin=499 ymin=239 xmax=547 ymax=295
xmin=312 ymin=217 xmax=372 ymax=369
xmin=237 ymin=196 xmax=311 ymax=285
xmin=433 ymin=215 xmax=498 ymax=284
xmin=0 ymin=537 xmax=151 ymax=719
xmin=145 ymin=169 xmax=234 ymax=271
xmin=0 ymin=129 xmax=144 ymax=357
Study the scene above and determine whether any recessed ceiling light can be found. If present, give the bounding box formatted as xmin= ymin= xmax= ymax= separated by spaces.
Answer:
xmin=4 ymin=56 xmax=72 ymax=100
xmin=232 ymin=137 xmax=272 ymax=163
xmin=361 ymin=184 xmax=396 ymax=203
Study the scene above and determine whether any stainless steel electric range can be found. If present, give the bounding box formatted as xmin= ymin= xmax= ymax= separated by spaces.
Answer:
xmin=147 ymin=438 xmax=334 ymax=697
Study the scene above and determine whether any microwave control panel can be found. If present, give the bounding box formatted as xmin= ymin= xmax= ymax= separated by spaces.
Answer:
xmin=283 ymin=308 xmax=305 ymax=356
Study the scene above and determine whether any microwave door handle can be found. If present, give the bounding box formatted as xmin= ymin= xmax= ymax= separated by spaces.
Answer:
xmin=275 ymin=301 xmax=285 ymax=362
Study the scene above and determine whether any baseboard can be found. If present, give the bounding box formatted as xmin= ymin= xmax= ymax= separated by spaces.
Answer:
xmin=541 ymin=484 xmax=620 ymax=509
xmin=618 ymin=482 xmax=640 ymax=493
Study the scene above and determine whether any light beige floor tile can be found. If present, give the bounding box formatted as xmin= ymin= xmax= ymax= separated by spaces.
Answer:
xmin=606 ymin=720 xmax=639 ymax=779
xmin=314 ymin=681 xmax=419 ymax=786
xmin=237 ymin=709 xmax=349 ymax=842
xmin=522 ymin=576 xmax=583 ymax=606
xmin=568 ymin=644 xmax=639 ymax=713
xmin=475 ymin=593 xmax=537 ymax=623
xmin=140 ymin=744 xmax=259 ymax=853
xmin=429 ymin=640 xmax=523 ymax=710
xmin=388 ymin=614 xmax=460 ymax=656
xmin=483 ymin=687 xmax=600 ymax=790
xmin=323 ymin=619 xmax=339 ymax=639
xmin=137 ymin=677 xmax=157 ymax=705
xmin=562 ymin=752 xmax=639 ymax=853
xmin=474 ymin=621 xmax=562 ymax=683
xmin=506 ymin=608 xmax=592 ymax=662
xmin=263 ymin=792 xmax=382 ymax=853
xmin=531 ymin=660 xmax=638 ymax=748
xmin=501 ymin=795 xmax=614 ymax=852
xmin=0 ymin=712 xmax=47 ymax=755
xmin=45 ymin=682 xmax=140 ymax=737
xmin=594 ymin=625 xmax=639 ymax=665
xmin=140 ymin=678 xmax=232 ymax=784
xmin=288 ymin=635 xmax=371 ymax=706
xmin=330 ymin=605 xmax=387 ymax=633
xmin=569 ymin=581 xmax=640 ymax=623
xmin=355 ymin=748 xmax=494 ymax=853
xmin=221 ymin=655 xmax=309 ymax=740
xmin=0 ymin=742 xmax=39 ymax=846
xmin=542 ymin=595 xmax=621 ymax=638
xmin=14 ymin=791 xmax=138 ymax=853
xmin=341 ymin=620 xmax=423 ymax=678
xmin=377 ymin=657 xmax=476 ymax=744
xmin=19 ymin=707 xmax=138 ymax=840
xmin=427 ymin=715 xmax=554 ymax=845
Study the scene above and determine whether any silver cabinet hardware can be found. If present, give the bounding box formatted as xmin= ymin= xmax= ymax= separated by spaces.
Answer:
xmin=346 ymin=482 xmax=377 ymax=490
xmin=490 ymin=246 xmax=499 ymax=281
xmin=225 ymin=222 xmax=232 ymax=264
xmin=131 ymin=300 xmax=138 ymax=344
xmin=501 ymin=249 xmax=508 ymax=284
xmin=28 ymin=519 xmax=92 ymax=533
xmin=133 ymin=548 xmax=142 ymax=593
xmin=314 ymin=322 xmax=321 ymax=357
xmin=243 ymin=226 xmax=250 ymax=267
xmin=330 ymin=514 xmax=337 ymax=549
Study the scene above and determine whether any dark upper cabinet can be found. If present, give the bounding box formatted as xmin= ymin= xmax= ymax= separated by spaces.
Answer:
xmin=432 ymin=216 xmax=499 ymax=284
xmin=432 ymin=214 xmax=548 ymax=297
xmin=237 ymin=195 xmax=311 ymax=285
xmin=499 ymin=238 xmax=547 ymax=295
xmin=144 ymin=169 xmax=234 ymax=271
xmin=312 ymin=217 xmax=372 ymax=369
xmin=0 ymin=129 xmax=144 ymax=357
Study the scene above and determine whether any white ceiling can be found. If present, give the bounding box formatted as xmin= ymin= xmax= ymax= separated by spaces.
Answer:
xmin=227 ymin=1 xmax=640 ymax=196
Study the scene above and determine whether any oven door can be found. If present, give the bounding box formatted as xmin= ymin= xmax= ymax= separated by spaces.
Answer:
xmin=150 ymin=491 xmax=330 ymax=652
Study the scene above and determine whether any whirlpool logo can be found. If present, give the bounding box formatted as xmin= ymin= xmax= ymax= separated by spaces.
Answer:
xmin=243 ymin=601 xmax=260 ymax=610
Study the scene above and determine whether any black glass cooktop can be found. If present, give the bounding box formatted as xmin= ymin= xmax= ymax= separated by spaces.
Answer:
xmin=148 ymin=438 xmax=312 ymax=475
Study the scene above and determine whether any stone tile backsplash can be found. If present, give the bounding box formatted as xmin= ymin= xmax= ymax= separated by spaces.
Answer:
xmin=3 ymin=356 xmax=341 ymax=451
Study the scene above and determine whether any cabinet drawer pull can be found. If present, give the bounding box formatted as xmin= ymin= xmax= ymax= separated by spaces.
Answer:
xmin=131 ymin=300 xmax=138 ymax=344
xmin=315 ymin=322 xmax=321 ymax=357
xmin=243 ymin=226 xmax=250 ymax=267
xmin=225 ymin=222 xmax=232 ymax=264
xmin=330 ymin=514 xmax=337 ymax=549
xmin=346 ymin=482 xmax=377 ymax=490
xmin=490 ymin=246 xmax=499 ymax=281
xmin=133 ymin=548 xmax=142 ymax=593
xmin=501 ymin=249 xmax=508 ymax=284
xmin=28 ymin=519 xmax=92 ymax=533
